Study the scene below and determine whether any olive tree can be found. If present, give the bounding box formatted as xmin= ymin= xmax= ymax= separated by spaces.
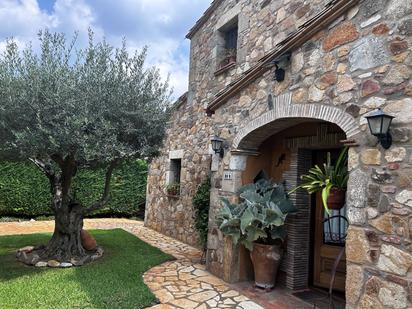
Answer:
xmin=0 ymin=30 xmax=171 ymax=263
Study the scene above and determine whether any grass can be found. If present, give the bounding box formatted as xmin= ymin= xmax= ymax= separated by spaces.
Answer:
xmin=0 ymin=229 xmax=173 ymax=309
xmin=0 ymin=216 xmax=144 ymax=222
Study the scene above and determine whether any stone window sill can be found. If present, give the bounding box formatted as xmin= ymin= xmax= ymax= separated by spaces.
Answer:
xmin=214 ymin=62 xmax=236 ymax=76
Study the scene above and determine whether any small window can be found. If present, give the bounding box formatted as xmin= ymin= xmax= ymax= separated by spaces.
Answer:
xmin=217 ymin=17 xmax=239 ymax=71
xmin=170 ymin=159 xmax=181 ymax=184
xmin=167 ymin=159 xmax=182 ymax=197
xmin=225 ymin=27 xmax=238 ymax=50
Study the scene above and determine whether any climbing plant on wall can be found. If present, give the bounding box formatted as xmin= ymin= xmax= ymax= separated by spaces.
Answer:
xmin=192 ymin=178 xmax=211 ymax=249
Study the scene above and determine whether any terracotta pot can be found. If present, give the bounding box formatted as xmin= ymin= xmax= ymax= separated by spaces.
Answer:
xmin=327 ymin=188 xmax=346 ymax=210
xmin=81 ymin=229 xmax=97 ymax=251
xmin=167 ymin=190 xmax=178 ymax=196
xmin=250 ymin=243 xmax=283 ymax=289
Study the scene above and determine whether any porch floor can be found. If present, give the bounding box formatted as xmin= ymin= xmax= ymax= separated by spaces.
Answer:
xmin=231 ymin=281 xmax=346 ymax=309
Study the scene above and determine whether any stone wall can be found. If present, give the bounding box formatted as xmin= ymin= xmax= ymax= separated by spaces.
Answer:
xmin=144 ymin=98 xmax=213 ymax=247
xmin=146 ymin=0 xmax=412 ymax=306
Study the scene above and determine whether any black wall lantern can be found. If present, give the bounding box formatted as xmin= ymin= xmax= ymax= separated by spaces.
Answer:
xmin=211 ymin=136 xmax=225 ymax=158
xmin=365 ymin=109 xmax=395 ymax=149
xmin=264 ymin=51 xmax=292 ymax=82
xmin=274 ymin=65 xmax=286 ymax=82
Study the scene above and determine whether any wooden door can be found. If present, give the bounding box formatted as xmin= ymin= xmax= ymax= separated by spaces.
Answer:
xmin=312 ymin=151 xmax=347 ymax=292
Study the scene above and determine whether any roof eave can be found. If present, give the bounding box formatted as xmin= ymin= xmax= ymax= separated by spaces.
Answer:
xmin=186 ymin=0 xmax=225 ymax=39
xmin=206 ymin=0 xmax=359 ymax=114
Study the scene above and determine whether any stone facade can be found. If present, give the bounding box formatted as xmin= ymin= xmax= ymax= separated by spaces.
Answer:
xmin=146 ymin=0 xmax=412 ymax=307
xmin=144 ymin=95 xmax=213 ymax=246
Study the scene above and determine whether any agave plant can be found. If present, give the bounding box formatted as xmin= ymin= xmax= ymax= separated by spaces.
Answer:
xmin=216 ymin=179 xmax=297 ymax=251
xmin=289 ymin=147 xmax=349 ymax=214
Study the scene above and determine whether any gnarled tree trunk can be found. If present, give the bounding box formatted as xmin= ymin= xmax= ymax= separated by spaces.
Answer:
xmin=41 ymin=202 xmax=85 ymax=262
xmin=35 ymin=155 xmax=89 ymax=262
xmin=17 ymin=156 xmax=118 ymax=266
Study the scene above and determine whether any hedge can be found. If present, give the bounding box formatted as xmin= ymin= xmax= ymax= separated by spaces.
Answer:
xmin=0 ymin=160 xmax=148 ymax=218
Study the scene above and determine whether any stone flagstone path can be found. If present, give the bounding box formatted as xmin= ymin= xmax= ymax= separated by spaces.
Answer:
xmin=0 ymin=219 xmax=265 ymax=309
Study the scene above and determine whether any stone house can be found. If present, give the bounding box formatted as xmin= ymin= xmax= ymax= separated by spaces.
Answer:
xmin=145 ymin=0 xmax=412 ymax=307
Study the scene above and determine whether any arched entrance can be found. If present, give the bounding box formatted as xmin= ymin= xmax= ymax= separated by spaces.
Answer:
xmin=232 ymin=93 xmax=360 ymax=152
xmin=208 ymin=97 xmax=362 ymax=306
xmin=240 ymin=121 xmax=347 ymax=292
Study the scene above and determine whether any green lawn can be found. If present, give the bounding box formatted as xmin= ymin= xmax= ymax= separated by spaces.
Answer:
xmin=0 ymin=229 xmax=173 ymax=309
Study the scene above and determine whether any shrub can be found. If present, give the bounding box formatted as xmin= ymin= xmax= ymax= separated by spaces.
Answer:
xmin=192 ymin=178 xmax=211 ymax=248
xmin=0 ymin=160 xmax=148 ymax=218
xmin=216 ymin=179 xmax=297 ymax=251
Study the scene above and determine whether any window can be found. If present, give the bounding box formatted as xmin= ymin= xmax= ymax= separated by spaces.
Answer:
xmin=225 ymin=26 xmax=238 ymax=50
xmin=170 ymin=159 xmax=181 ymax=184
xmin=323 ymin=207 xmax=348 ymax=246
xmin=166 ymin=158 xmax=182 ymax=196
xmin=216 ymin=17 xmax=239 ymax=72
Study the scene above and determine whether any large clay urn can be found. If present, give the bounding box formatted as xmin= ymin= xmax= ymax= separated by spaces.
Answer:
xmin=250 ymin=243 xmax=283 ymax=289
xmin=80 ymin=229 xmax=97 ymax=251
xmin=327 ymin=188 xmax=346 ymax=210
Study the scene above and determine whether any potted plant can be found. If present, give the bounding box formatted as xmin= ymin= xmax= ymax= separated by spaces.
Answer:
xmin=225 ymin=48 xmax=237 ymax=64
xmin=166 ymin=183 xmax=180 ymax=197
xmin=290 ymin=147 xmax=348 ymax=214
xmin=216 ymin=179 xmax=297 ymax=289
xmin=219 ymin=49 xmax=237 ymax=69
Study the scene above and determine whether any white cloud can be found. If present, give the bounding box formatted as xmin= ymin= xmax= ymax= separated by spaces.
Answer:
xmin=0 ymin=0 xmax=53 ymax=49
xmin=0 ymin=0 xmax=210 ymax=99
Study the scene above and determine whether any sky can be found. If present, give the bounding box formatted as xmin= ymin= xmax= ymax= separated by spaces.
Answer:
xmin=0 ymin=0 xmax=211 ymax=99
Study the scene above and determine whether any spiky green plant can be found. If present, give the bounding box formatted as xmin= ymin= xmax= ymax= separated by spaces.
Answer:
xmin=216 ymin=179 xmax=297 ymax=251
xmin=289 ymin=147 xmax=349 ymax=214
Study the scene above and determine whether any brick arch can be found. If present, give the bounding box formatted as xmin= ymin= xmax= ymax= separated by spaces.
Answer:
xmin=232 ymin=93 xmax=360 ymax=150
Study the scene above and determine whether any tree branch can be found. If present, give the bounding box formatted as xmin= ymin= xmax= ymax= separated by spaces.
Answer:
xmin=29 ymin=158 xmax=55 ymax=179
xmin=50 ymin=154 xmax=65 ymax=167
xmin=85 ymin=159 xmax=120 ymax=214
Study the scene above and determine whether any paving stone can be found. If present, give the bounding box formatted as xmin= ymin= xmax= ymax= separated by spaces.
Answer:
xmin=239 ymin=300 xmax=265 ymax=309
xmin=189 ymin=291 xmax=218 ymax=302
xmin=149 ymin=305 xmax=175 ymax=309
xmin=156 ymin=289 xmax=175 ymax=303
xmin=193 ymin=269 xmax=209 ymax=277
xmin=169 ymin=298 xmax=198 ymax=309
xmin=207 ymin=299 xmax=218 ymax=307
xmin=222 ymin=290 xmax=239 ymax=298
